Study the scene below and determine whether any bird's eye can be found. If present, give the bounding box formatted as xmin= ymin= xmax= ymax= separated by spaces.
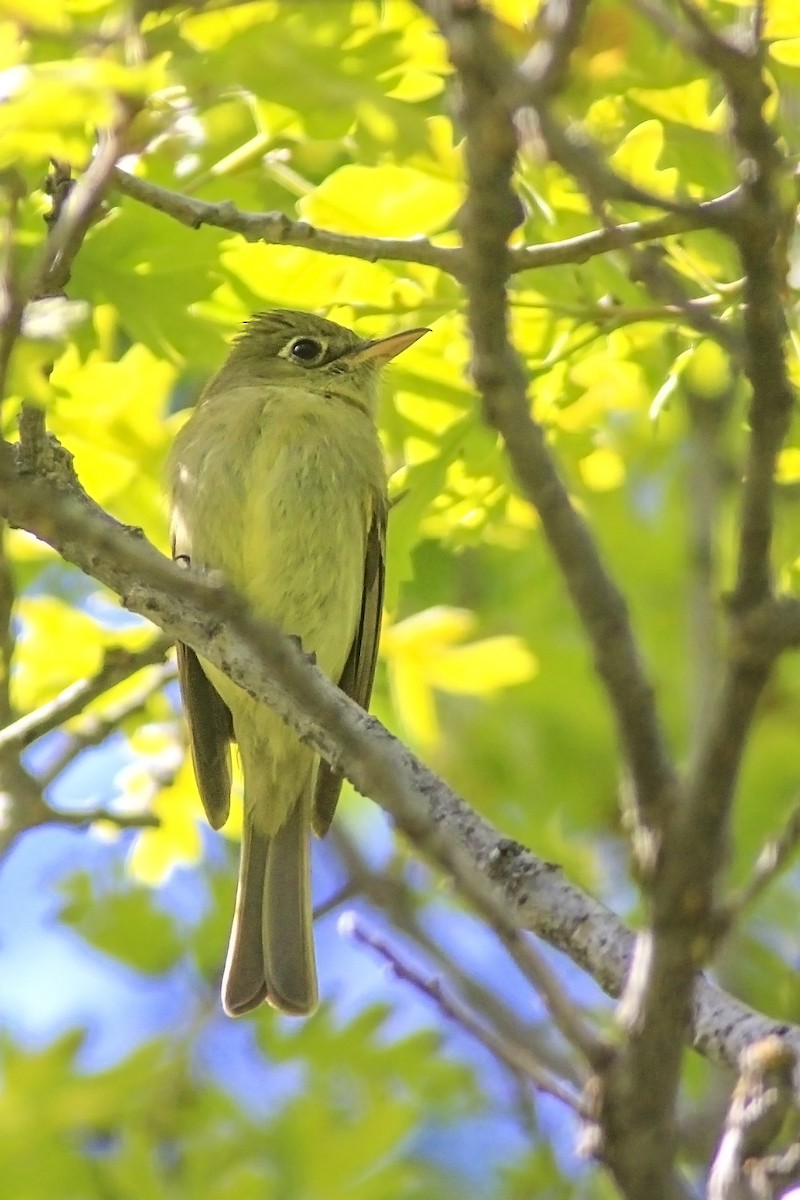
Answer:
xmin=289 ymin=337 xmax=323 ymax=364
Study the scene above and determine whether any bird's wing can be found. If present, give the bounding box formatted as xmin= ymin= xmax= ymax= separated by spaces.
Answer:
xmin=172 ymin=536 xmax=234 ymax=831
xmin=312 ymin=501 xmax=386 ymax=837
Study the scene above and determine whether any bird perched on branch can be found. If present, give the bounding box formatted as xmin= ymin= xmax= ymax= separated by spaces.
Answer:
xmin=170 ymin=309 xmax=427 ymax=1017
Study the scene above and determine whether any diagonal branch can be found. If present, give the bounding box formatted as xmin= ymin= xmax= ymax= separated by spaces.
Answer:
xmin=0 ymin=415 xmax=606 ymax=1067
xmin=345 ymin=913 xmax=585 ymax=1114
xmin=0 ymin=633 xmax=173 ymax=754
xmin=0 ymin=415 xmax=794 ymax=1079
xmin=37 ymin=659 xmax=176 ymax=788
xmin=331 ymin=823 xmax=584 ymax=1089
xmin=508 ymin=190 xmax=741 ymax=273
xmin=0 ymin=104 xmax=139 ymax=409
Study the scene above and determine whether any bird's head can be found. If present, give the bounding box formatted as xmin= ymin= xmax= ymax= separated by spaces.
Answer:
xmin=206 ymin=309 xmax=428 ymax=413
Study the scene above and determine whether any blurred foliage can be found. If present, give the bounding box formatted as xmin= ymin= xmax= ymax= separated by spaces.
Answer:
xmin=1 ymin=0 xmax=800 ymax=1195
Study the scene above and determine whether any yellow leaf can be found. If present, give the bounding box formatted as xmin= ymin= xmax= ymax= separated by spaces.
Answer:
xmin=48 ymin=343 xmax=176 ymax=527
xmin=181 ymin=0 xmax=276 ymax=50
xmin=0 ymin=57 xmax=170 ymax=166
xmin=505 ymin=493 xmax=538 ymax=530
xmin=579 ymin=447 xmax=625 ymax=492
xmin=610 ymin=120 xmax=678 ymax=198
xmin=776 ymin=448 xmax=800 ymax=484
xmin=560 ymin=356 xmax=645 ymax=431
xmin=388 ymin=658 xmax=439 ymax=747
xmin=382 ymin=608 xmax=536 ymax=747
xmin=0 ymin=0 xmax=70 ymax=31
xmin=298 ymin=164 xmax=460 ymax=237
xmin=5 ymin=528 xmax=52 ymax=564
xmin=219 ymin=241 xmax=401 ymax=311
xmin=0 ymin=21 xmax=26 ymax=72
xmin=126 ymin=754 xmax=203 ymax=886
xmin=628 ymin=79 xmax=726 ymax=133
xmin=382 ymin=607 xmax=476 ymax=653
xmin=763 ymin=0 xmax=800 ymax=39
xmin=13 ymin=597 xmax=150 ymax=711
xmin=682 ymin=339 xmax=733 ymax=399
xmin=770 ymin=38 xmax=800 ymax=65
xmin=394 ymin=391 xmax=464 ymax=435
xmin=426 ymin=636 xmax=537 ymax=695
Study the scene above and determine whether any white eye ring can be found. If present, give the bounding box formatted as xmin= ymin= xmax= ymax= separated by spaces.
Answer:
xmin=288 ymin=336 xmax=324 ymax=364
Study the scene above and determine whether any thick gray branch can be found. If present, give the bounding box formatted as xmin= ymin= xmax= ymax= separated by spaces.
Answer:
xmin=0 ymin=424 xmax=794 ymax=1076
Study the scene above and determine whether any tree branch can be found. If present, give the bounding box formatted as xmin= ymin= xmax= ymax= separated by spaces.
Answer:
xmin=725 ymin=797 xmax=800 ymax=928
xmin=49 ymin=805 xmax=160 ymax=831
xmin=0 ymin=104 xmax=138 ymax=412
xmin=344 ymin=912 xmax=585 ymax=1114
xmin=36 ymin=115 xmax=138 ymax=302
xmin=0 ymin=415 xmax=605 ymax=1065
xmin=331 ymin=823 xmax=584 ymax=1089
xmin=410 ymin=3 xmax=797 ymax=1196
xmin=585 ymin=5 xmax=797 ymax=1196
xmin=111 ymin=164 xmax=756 ymax=289
xmin=0 ymin=634 xmax=173 ymax=754
xmin=111 ymin=168 xmax=462 ymax=275
xmin=37 ymin=659 xmax=176 ymax=788
xmin=0 ymin=417 xmax=794 ymax=1078
xmin=418 ymin=0 xmax=678 ymax=859
xmin=507 ymin=192 xmax=740 ymax=273
xmin=708 ymin=1037 xmax=797 ymax=1200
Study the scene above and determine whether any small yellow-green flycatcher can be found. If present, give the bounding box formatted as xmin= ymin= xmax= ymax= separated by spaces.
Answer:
xmin=169 ymin=310 xmax=427 ymax=1017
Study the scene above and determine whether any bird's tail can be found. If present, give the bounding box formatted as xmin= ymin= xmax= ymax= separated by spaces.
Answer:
xmin=221 ymin=797 xmax=318 ymax=1017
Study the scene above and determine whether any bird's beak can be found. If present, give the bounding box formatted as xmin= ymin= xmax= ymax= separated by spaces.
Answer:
xmin=345 ymin=326 xmax=430 ymax=363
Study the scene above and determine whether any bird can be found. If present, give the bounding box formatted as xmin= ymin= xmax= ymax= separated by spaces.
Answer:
xmin=169 ymin=309 xmax=428 ymax=1017
xmin=708 ymin=1036 xmax=797 ymax=1200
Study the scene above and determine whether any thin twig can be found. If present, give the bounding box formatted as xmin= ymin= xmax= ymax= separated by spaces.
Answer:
xmin=36 ymin=109 xmax=138 ymax=301
xmin=344 ymin=913 xmax=585 ymax=1114
xmin=111 ymin=168 xmax=462 ymax=276
xmin=49 ymin=806 xmax=160 ymax=830
xmin=746 ymin=1141 xmax=800 ymax=1200
xmin=0 ymin=106 xmax=138 ymax=405
xmin=709 ymin=1038 xmax=797 ymax=1200
xmin=725 ymin=800 xmax=800 ymax=923
xmin=519 ymin=0 xmax=591 ymax=98
xmin=0 ymin=170 xmax=26 ymax=403
xmin=0 ymin=634 xmax=173 ymax=754
xmin=111 ymin=163 xmax=756 ymax=286
xmin=332 ymin=823 xmax=584 ymax=1089
xmin=37 ymin=659 xmax=176 ymax=788
xmin=312 ymin=881 xmax=358 ymax=921
xmin=508 ymin=197 xmax=740 ymax=269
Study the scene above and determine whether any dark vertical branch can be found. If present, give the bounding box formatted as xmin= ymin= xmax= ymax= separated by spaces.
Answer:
xmin=416 ymin=0 xmax=678 ymax=847
xmin=412 ymin=3 xmax=697 ymax=1197
xmin=683 ymin=384 xmax=733 ymax=760
xmin=0 ymin=171 xmax=26 ymax=405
